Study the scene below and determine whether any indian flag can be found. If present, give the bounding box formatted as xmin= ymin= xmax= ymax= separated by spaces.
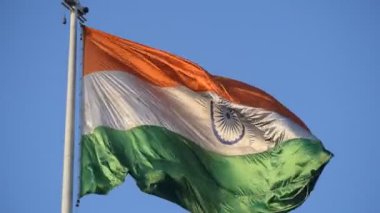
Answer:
xmin=80 ymin=26 xmax=332 ymax=212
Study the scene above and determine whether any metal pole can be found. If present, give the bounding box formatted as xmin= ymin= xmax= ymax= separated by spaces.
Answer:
xmin=61 ymin=6 xmax=77 ymax=213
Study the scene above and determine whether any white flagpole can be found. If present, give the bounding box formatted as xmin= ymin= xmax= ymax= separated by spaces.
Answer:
xmin=61 ymin=5 xmax=77 ymax=213
xmin=61 ymin=1 xmax=88 ymax=213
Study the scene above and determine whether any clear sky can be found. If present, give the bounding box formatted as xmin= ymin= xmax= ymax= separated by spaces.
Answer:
xmin=1 ymin=0 xmax=379 ymax=212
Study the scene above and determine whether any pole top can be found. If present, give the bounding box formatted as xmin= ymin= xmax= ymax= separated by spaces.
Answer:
xmin=62 ymin=0 xmax=89 ymax=23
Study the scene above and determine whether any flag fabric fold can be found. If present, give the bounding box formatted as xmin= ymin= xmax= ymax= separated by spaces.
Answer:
xmin=80 ymin=26 xmax=332 ymax=212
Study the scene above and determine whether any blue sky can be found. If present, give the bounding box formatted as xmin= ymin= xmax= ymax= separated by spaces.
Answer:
xmin=1 ymin=0 xmax=379 ymax=212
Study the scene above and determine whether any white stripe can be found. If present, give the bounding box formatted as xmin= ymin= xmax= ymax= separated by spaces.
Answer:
xmin=82 ymin=71 xmax=316 ymax=156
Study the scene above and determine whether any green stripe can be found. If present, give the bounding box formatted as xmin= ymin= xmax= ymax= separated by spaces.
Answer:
xmin=80 ymin=125 xmax=332 ymax=213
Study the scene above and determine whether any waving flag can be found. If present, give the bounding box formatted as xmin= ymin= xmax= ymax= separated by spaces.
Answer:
xmin=80 ymin=26 xmax=332 ymax=212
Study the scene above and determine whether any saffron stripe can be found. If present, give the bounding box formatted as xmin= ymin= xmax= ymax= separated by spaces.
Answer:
xmin=83 ymin=26 xmax=308 ymax=129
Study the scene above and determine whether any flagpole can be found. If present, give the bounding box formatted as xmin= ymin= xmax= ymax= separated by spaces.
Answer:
xmin=61 ymin=1 xmax=88 ymax=213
